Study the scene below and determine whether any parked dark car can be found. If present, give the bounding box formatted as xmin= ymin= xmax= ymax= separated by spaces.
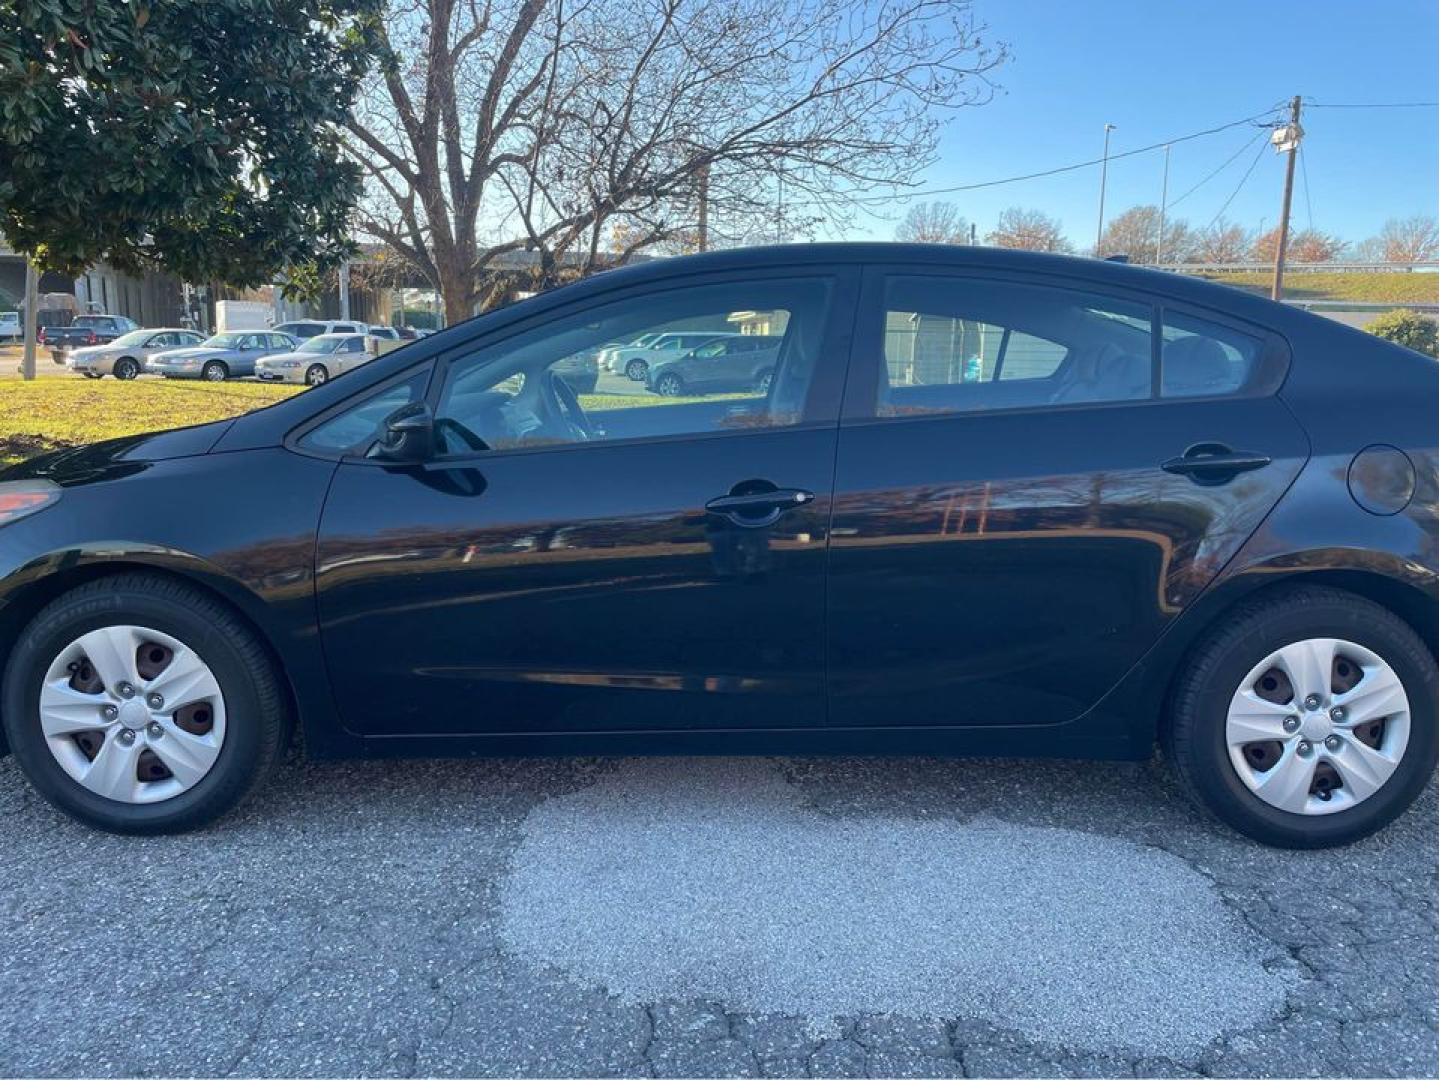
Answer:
xmin=647 ymin=334 xmax=783 ymax=396
xmin=1 ymin=243 xmax=1437 ymax=847
xmin=38 ymin=314 xmax=140 ymax=353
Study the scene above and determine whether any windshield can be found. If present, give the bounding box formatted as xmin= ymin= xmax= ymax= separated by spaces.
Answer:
xmin=110 ymin=330 xmax=151 ymax=346
xmin=299 ymin=336 xmax=346 ymax=354
xmin=200 ymin=334 xmax=243 ymax=348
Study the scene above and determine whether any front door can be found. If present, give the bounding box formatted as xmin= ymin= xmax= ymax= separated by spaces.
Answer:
xmin=827 ymin=269 xmax=1309 ymax=731
xmin=311 ymin=270 xmax=856 ymax=737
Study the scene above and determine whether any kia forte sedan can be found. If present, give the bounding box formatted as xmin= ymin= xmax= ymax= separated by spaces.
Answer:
xmin=1 ymin=244 xmax=1436 ymax=847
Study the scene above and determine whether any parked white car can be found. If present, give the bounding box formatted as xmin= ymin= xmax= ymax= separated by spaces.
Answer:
xmin=604 ymin=331 xmax=740 ymax=380
xmin=272 ymin=319 xmax=369 ymax=340
xmin=254 ymin=333 xmax=373 ymax=385
xmin=67 ymin=328 xmax=206 ymax=379
xmin=0 ymin=311 xmax=20 ymax=341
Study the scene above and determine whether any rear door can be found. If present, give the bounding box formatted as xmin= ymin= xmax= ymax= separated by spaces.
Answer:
xmin=827 ymin=267 xmax=1309 ymax=731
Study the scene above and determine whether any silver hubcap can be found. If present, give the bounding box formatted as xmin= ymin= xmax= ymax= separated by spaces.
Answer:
xmin=40 ymin=625 xmax=227 ymax=804
xmin=1227 ymin=637 xmax=1409 ymax=815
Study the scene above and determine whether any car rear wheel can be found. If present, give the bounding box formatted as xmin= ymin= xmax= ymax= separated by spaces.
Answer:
xmin=1166 ymin=586 xmax=1439 ymax=848
xmin=625 ymin=358 xmax=649 ymax=381
xmin=654 ymin=372 xmax=685 ymax=397
xmin=2 ymin=575 xmax=288 ymax=833
xmin=305 ymin=364 xmax=329 ymax=386
xmin=112 ymin=357 xmax=140 ymax=381
xmin=202 ymin=361 xmax=228 ymax=382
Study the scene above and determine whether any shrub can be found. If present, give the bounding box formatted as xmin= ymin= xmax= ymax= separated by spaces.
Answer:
xmin=1368 ymin=308 xmax=1439 ymax=357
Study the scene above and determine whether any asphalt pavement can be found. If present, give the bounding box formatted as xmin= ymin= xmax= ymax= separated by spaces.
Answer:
xmin=1 ymin=749 xmax=1437 ymax=1077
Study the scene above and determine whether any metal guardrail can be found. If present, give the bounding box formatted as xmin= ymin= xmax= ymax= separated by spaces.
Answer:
xmin=1158 ymin=262 xmax=1439 ymax=274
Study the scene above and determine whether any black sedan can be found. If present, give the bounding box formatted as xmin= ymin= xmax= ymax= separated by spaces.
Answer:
xmin=1 ymin=243 xmax=1436 ymax=848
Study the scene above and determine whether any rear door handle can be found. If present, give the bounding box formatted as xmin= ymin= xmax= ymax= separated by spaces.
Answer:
xmin=705 ymin=488 xmax=814 ymax=528
xmin=1162 ymin=443 xmax=1272 ymax=485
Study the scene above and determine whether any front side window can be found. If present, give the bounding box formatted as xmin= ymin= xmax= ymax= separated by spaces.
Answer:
xmin=433 ymin=278 xmax=834 ymax=454
xmin=1160 ymin=311 xmax=1262 ymax=398
xmin=298 ymin=371 xmax=431 ymax=454
xmin=873 ymin=277 xmax=1154 ymax=418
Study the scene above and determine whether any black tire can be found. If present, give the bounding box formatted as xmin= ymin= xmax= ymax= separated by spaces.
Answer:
xmin=305 ymin=364 xmax=329 ymax=386
xmin=201 ymin=360 xmax=228 ymax=382
xmin=625 ymin=358 xmax=648 ymax=381
xmin=2 ymin=574 xmax=289 ymax=834
xmin=1166 ymin=586 xmax=1439 ymax=848
xmin=112 ymin=357 xmax=140 ymax=381
xmin=654 ymin=372 xmax=685 ymax=397
xmin=82 ymin=371 xmax=103 ymax=380
xmin=754 ymin=368 xmax=774 ymax=394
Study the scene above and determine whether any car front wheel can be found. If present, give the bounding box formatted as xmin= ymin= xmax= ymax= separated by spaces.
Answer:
xmin=625 ymin=358 xmax=649 ymax=381
xmin=112 ymin=357 xmax=140 ymax=381
xmin=2 ymin=575 xmax=288 ymax=833
xmin=654 ymin=372 xmax=685 ymax=397
xmin=1166 ymin=586 xmax=1439 ymax=848
xmin=305 ymin=364 xmax=329 ymax=386
xmin=201 ymin=361 xmax=228 ymax=382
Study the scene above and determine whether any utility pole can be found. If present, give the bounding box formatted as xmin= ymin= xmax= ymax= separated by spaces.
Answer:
xmin=21 ymin=259 xmax=38 ymax=381
xmin=1095 ymin=122 xmax=1117 ymax=253
xmin=969 ymin=221 xmax=978 ymax=246
xmin=696 ymin=164 xmax=711 ymax=252
xmin=338 ymin=259 xmax=351 ymax=321
xmin=1270 ymin=96 xmax=1303 ymax=301
xmin=1155 ymin=144 xmax=1171 ymax=266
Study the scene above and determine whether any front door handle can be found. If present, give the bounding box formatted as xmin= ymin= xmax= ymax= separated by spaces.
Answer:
xmin=705 ymin=487 xmax=814 ymax=528
xmin=1162 ymin=442 xmax=1272 ymax=486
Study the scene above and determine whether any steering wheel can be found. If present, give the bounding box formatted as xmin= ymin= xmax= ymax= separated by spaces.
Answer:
xmin=544 ymin=369 xmax=595 ymax=441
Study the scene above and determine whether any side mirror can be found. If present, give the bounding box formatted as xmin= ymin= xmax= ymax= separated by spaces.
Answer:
xmin=373 ymin=401 xmax=435 ymax=463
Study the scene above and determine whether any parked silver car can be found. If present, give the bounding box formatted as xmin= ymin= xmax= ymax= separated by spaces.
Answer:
xmin=254 ymin=333 xmax=373 ymax=385
xmin=604 ymin=331 xmax=740 ymax=380
xmin=67 ymin=329 xmax=206 ymax=379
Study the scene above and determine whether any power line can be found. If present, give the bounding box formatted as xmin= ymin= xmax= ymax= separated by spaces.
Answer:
xmin=1206 ymin=136 xmax=1269 ymax=232
xmin=1167 ymin=129 xmax=1267 ymax=210
xmin=870 ymin=106 xmax=1283 ymax=204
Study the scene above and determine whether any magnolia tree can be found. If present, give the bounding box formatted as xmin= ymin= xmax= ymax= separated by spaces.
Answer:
xmin=347 ymin=0 xmax=1007 ymax=321
xmin=0 ymin=0 xmax=382 ymax=285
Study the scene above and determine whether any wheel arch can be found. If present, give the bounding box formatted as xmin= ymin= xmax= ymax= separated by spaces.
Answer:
xmin=1153 ymin=564 xmax=1439 ymax=737
xmin=0 ymin=555 xmax=304 ymax=758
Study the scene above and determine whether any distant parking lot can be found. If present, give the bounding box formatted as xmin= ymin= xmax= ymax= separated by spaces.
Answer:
xmin=2 ymin=752 xmax=1436 ymax=1077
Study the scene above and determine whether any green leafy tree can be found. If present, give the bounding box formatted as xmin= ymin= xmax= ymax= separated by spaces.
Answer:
xmin=0 ymin=0 xmax=383 ymax=287
xmin=1369 ymin=309 xmax=1439 ymax=358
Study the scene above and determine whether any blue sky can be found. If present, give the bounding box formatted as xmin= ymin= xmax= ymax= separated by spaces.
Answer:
xmin=849 ymin=0 xmax=1439 ymax=247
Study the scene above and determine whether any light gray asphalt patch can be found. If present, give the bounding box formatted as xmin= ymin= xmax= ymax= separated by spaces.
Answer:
xmin=499 ymin=758 xmax=1295 ymax=1056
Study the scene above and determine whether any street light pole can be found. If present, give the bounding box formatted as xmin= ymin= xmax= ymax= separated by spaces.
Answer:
xmin=1095 ymin=123 xmax=1116 ymax=254
xmin=1155 ymin=144 xmax=1171 ymax=266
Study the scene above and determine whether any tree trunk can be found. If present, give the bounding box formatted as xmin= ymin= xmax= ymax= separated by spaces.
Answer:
xmin=437 ymin=254 xmax=475 ymax=327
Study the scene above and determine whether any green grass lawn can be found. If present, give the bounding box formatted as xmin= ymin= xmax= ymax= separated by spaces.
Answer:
xmin=1198 ymin=272 xmax=1439 ymax=304
xmin=0 ymin=378 xmax=301 ymax=466
xmin=0 ymin=376 xmax=749 ymax=467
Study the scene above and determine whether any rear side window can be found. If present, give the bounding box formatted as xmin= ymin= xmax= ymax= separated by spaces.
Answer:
xmin=1160 ymin=311 xmax=1262 ymax=398
xmin=874 ymin=276 xmax=1154 ymax=417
